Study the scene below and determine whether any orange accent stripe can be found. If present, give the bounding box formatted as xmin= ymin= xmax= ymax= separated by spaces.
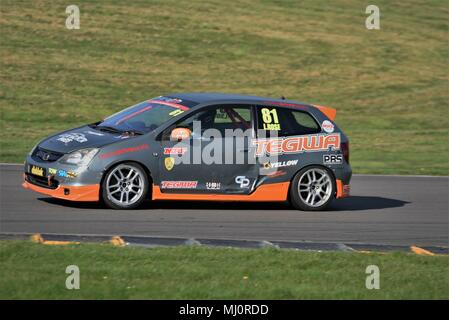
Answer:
xmin=23 ymin=181 xmax=99 ymax=201
xmin=152 ymin=182 xmax=290 ymax=202
xmin=312 ymin=105 xmax=337 ymax=121
xmin=336 ymin=179 xmax=350 ymax=198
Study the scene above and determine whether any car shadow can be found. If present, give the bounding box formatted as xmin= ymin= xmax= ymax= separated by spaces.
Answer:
xmin=38 ymin=196 xmax=409 ymax=212
xmin=329 ymin=196 xmax=409 ymax=211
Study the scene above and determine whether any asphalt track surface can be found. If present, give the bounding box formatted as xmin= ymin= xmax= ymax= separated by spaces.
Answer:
xmin=1 ymin=165 xmax=448 ymax=247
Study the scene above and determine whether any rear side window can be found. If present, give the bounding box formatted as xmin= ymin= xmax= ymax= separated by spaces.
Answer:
xmin=256 ymin=106 xmax=320 ymax=137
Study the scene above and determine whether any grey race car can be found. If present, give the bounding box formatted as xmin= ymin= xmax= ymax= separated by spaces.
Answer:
xmin=23 ymin=93 xmax=351 ymax=210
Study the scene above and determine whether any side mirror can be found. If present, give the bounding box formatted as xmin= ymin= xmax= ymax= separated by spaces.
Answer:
xmin=170 ymin=128 xmax=191 ymax=142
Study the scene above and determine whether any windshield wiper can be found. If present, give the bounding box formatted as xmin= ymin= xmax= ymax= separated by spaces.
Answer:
xmin=123 ymin=129 xmax=144 ymax=136
xmin=90 ymin=124 xmax=124 ymax=134
xmin=89 ymin=123 xmax=144 ymax=135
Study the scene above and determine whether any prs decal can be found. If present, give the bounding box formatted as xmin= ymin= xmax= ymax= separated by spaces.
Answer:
xmin=323 ymin=154 xmax=343 ymax=164
xmin=253 ymin=133 xmax=340 ymax=157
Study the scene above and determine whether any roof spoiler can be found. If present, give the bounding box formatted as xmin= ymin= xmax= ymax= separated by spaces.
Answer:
xmin=312 ymin=104 xmax=337 ymax=121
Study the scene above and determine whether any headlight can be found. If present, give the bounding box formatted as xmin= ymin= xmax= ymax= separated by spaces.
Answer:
xmin=59 ymin=148 xmax=99 ymax=167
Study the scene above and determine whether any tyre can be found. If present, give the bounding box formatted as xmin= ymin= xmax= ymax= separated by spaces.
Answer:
xmin=290 ymin=166 xmax=335 ymax=211
xmin=102 ymin=162 xmax=149 ymax=209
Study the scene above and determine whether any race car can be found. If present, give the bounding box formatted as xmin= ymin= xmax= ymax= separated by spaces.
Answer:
xmin=23 ymin=93 xmax=351 ymax=210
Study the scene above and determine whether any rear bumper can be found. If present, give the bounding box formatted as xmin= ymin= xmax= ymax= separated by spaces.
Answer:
xmin=22 ymin=180 xmax=100 ymax=202
xmin=336 ymin=179 xmax=350 ymax=198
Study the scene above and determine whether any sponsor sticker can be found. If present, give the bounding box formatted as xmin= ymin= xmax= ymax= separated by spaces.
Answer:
xmin=263 ymin=159 xmax=298 ymax=169
xmin=323 ymin=154 xmax=343 ymax=164
xmin=169 ymin=109 xmax=184 ymax=117
xmin=153 ymin=96 xmax=183 ymax=104
xmin=164 ymin=147 xmax=187 ymax=155
xmin=67 ymin=171 xmax=77 ymax=178
xmin=235 ymin=176 xmax=250 ymax=188
xmin=321 ymin=120 xmax=334 ymax=133
xmin=57 ymin=169 xmax=77 ymax=178
xmin=253 ymin=133 xmax=340 ymax=157
xmin=48 ymin=168 xmax=57 ymax=175
xmin=206 ymin=182 xmax=221 ymax=190
xmin=57 ymin=133 xmax=87 ymax=143
xmin=164 ymin=157 xmax=175 ymax=171
xmin=161 ymin=181 xmax=197 ymax=189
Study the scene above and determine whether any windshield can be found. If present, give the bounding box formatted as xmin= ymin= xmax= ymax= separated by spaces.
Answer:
xmin=97 ymin=98 xmax=192 ymax=134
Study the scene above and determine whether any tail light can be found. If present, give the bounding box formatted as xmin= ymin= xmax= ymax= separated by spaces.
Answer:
xmin=341 ymin=142 xmax=349 ymax=163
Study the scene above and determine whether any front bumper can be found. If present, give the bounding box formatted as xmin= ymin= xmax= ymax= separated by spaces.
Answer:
xmin=22 ymin=178 xmax=99 ymax=201
xmin=23 ymin=156 xmax=102 ymax=201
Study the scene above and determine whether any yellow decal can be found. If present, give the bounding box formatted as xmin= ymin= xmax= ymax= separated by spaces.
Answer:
xmin=67 ymin=171 xmax=77 ymax=178
xmin=31 ymin=166 xmax=44 ymax=177
xmin=48 ymin=168 xmax=57 ymax=175
xmin=261 ymin=108 xmax=280 ymax=130
xmin=169 ymin=109 xmax=184 ymax=117
xmin=164 ymin=157 xmax=175 ymax=171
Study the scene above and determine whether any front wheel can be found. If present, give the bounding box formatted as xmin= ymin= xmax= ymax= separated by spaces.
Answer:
xmin=290 ymin=166 xmax=335 ymax=211
xmin=102 ymin=162 xmax=149 ymax=209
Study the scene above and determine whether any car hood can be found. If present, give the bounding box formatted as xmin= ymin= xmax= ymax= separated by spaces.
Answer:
xmin=39 ymin=125 xmax=137 ymax=153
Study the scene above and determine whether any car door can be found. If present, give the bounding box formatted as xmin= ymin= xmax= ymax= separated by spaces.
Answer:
xmin=157 ymin=104 xmax=258 ymax=194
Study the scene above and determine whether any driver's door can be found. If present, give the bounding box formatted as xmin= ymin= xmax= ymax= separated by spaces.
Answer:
xmin=157 ymin=105 xmax=258 ymax=194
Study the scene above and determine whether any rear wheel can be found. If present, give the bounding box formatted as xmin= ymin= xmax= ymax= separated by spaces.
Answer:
xmin=290 ymin=166 xmax=335 ymax=211
xmin=102 ymin=163 xmax=149 ymax=209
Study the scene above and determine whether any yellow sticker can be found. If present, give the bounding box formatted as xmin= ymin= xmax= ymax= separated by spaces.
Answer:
xmin=48 ymin=168 xmax=57 ymax=175
xmin=67 ymin=171 xmax=77 ymax=178
xmin=261 ymin=108 xmax=280 ymax=130
xmin=164 ymin=157 xmax=175 ymax=171
xmin=31 ymin=166 xmax=44 ymax=177
xmin=169 ymin=109 xmax=184 ymax=117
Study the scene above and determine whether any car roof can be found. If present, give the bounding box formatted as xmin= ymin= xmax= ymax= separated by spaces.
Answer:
xmin=167 ymin=92 xmax=311 ymax=107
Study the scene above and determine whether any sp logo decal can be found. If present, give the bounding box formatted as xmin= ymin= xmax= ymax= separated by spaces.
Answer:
xmin=235 ymin=176 xmax=250 ymax=188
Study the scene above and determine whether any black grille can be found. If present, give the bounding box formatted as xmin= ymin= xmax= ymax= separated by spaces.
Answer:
xmin=32 ymin=147 xmax=64 ymax=163
xmin=25 ymin=173 xmax=59 ymax=189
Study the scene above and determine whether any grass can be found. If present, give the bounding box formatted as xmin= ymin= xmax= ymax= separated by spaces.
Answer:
xmin=0 ymin=0 xmax=448 ymax=175
xmin=0 ymin=240 xmax=448 ymax=299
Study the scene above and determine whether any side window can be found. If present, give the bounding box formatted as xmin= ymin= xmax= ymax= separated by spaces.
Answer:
xmin=212 ymin=106 xmax=251 ymax=134
xmin=257 ymin=106 xmax=320 ymax=137
xmin=162 ymin=105 xmax=252 ymax=140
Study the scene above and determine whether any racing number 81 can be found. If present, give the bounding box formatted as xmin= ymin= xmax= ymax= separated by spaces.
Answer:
xmin=261 ymin=108 xmax=280 ymax=131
